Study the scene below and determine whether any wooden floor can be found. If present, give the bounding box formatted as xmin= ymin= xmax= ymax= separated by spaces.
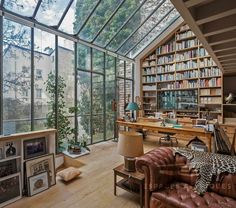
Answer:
xmin=6 ymin=135 xmax=185 ymax=208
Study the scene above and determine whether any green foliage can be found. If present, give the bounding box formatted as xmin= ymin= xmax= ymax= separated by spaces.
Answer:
xmin=45 ymin=72 xmax=73 ymax=151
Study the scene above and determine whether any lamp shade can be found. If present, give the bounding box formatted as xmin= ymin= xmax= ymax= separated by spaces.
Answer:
xmin=125 ymin=102 xmax=139 ymax=111
xmin=117 ymin=131 xmax=144 ymax=157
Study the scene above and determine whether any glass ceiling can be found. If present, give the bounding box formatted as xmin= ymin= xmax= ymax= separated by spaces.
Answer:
xmin=2 ymin=0 xmax=180 ymax=59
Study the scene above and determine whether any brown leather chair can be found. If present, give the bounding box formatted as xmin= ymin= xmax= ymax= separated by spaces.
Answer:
xmin=136 ymin=147 xmax=236 ymax=208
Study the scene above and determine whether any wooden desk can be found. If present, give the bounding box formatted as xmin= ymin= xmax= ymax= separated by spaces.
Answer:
xmin=117 ymin=120 xmax=213 ymax=152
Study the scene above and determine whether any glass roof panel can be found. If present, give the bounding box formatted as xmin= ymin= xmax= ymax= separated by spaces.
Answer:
xmin=129 ymin=9 xmax=179 ymax=58
xmin=94 ymin=0 xmax=145 ymax=47
xmin=117 ymin=1 xmax=173 ymax=55
xmin=4 ymin=0 xmax=38 ymax=16
xmin=106 ymin=0 xmax=164 ymax=51
xmin=59 ymin=0 xmax=100 ymax=34
xmin=36 ymin=0 xmax=71 ymax=26
xmin=79 ymin=0 xmax=123 ymax=42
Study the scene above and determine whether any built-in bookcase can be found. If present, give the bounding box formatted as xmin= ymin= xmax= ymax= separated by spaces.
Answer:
xmin=141 ymin=23 xmax=223 ymax=122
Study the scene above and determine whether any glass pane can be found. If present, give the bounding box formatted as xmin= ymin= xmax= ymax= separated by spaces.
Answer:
xmin=126 ymin=80 xmax=133 ymax=104
xmin=58 ymin=37 xmax=75 ymax=148
xmin=126 ymin=62 xmax=133 ymax=79
xmin=3 ymin=19 xmax=31 ymax=134
xmin=107 ymin=0 xmax=162 ymax=50
xmin=92 ymin=49 xmax=104 ymax=73
xmin=60 ymin=0 xmax=100 ymax=34
xmin=79 ymin=0 xmax=123 ymax=41
xmin=117 ymin=78 xmax=125 ymax=118
xmin=94 ymin=0 xmax=145 ymax=46
xmin=4 ymin=0 xmax=38 ymax=16
xmin=77 ymin=71 xmax=91 ymax=143
xmin=118 ymin=1 xmax=174 ymax=55
xmin=36 ymin=0 xmax=71 ymax=26
xmin=106 ymin=114 xmax=114 ymax=139
xmin=92 ymin=73 xmax=104 ymax=143
xmin=77 ymin=43 xmax=91 ymax=70
xmin=117 ymin=59 xmax=125 ymax=77
xmin=34 ymin=29 xmax=55 ymax=132
xmin=129 ymin=9 xmax=179 ymax=58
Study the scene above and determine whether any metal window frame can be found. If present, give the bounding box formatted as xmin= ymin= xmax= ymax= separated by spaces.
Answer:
xmin=55 ymin=35 xmax=59 ymax=152
xmin=90 ymin=47 xmax=93 ymax=144
xmin=74 ymin=43 xmax=78 ymax=142
xmin=57 ymin=0 xmax=74 ymax=29
xmin=76 ymin=0 xmax=102 ymax=36
xmin=103 ymin=52 xmax=106 ymax=141
xmin=0 ymin=15 xmax=3 ymax=134
xmin=31 ymin=27 xmax=34 ymax=131
xmin=91 ymin=0 xmax=126 ymax=43
xmin=124 ymin=7 xmax=175 ymax=56
xmin=105 ymin=0 xmax=148 ymax=48
xmin=115 ymin=0 xmax=166 ymax=52
xmin=32 ymin=0 xmax=42 ymax=19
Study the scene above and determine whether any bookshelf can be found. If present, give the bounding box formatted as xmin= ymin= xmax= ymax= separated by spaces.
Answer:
xmin=141 ymin=23 xmax=223 ymax=122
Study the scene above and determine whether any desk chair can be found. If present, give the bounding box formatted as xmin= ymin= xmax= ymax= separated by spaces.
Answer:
xmin=159 ymin=118 xmax=178 ymax=146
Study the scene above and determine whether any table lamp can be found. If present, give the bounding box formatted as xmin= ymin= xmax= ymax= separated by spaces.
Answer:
xmin=117 ymin=131 xmax=144 ymax=172
xmin=125 ymin=102 xmax=139 ymax=122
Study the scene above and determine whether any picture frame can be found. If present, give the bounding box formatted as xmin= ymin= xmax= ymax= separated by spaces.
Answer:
xmin=0 ymin=173 xmax=22 ymax=208
xmin=4 ymin=142 xmax=17 ymax=158
xmin=23 ymin=137 xmax=47 ymax=160
xmin=0 ymin=159 xmax=17 ymax=178
xmin=25 ymin=153 xmax=56 ymax=186
xmin=28 ymin=171 xmax=49 ymax=196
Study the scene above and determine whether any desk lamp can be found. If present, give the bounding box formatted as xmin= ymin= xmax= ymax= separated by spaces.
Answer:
xmin=117 ymin=131 xmax=143 ymax=172
xmin=125 ymin=102 xmax=139 ymax=122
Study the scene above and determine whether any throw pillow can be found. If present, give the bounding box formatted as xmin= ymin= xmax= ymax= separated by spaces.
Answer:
xmin=57 ymin=167 xmax=81 ymax=182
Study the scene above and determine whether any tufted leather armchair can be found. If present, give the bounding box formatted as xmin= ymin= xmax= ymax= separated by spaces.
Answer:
xmin=136 ymin=147 xmax=236 ymax=208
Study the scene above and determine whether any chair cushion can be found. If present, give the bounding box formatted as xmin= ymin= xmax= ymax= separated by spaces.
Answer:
xmin=57 ymin=167 xmax=81 ymax=182
xmin=152 ymin=182 xmax=236 ymax=208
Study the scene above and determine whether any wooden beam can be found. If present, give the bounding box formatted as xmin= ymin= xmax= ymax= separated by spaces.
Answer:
xmin=212 ymin=41 xmax=236 ymax=53
xmin=208 ymin=30 xmax=236 ymax=46
xmin=202 ymin=14 xmax=236 ymax=37
xmin=217 ymin=53 xmax=236 ymax=59
xmin=195 ymin=0 xmax=236 ymax=25
xmin=185 ymin=0 xmax=210 ymax=8
xmin=216 ymin=49 xmax=236 ymax=57
xmin=220 ymin=59 xmax=236 ymax=64
xmin=222 ymin=63 xmax=236 ymax=67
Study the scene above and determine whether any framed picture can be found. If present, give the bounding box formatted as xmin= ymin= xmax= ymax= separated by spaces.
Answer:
xmin=0 ymin=147 xmax=3 ymax=160
xmin=25 ymin=153 xmax=56 ymax=186
xmin=4 ymin=142 xmax=17 ymax=158
xmin=0 ymin=173 xmax=22 ymax=208
xmin=24 ymin=137 xmax=47 ymax=160
xmin=28 ymin=171 xmax=49 ymax=196
xmin=0 ymin=159 xmax=17 ymax=178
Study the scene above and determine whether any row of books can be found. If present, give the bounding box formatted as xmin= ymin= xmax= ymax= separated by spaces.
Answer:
xmin=142 ymin=60 xmax=156 ymax=67
xmin=199 ymin=78 xmax=222 ymax=88
xmin=199 ymin=48 xmax=209 ymax=57
xmin=175 ymin=80 xmax=198 ymax=89
xmin=175 ymin=49 xmax=198 ymax=61
xmin=200 ymin=97 xmax=222 ymax=104
xmin=200 ymin=88 xmax=221 ymax=96
xmin=143 ymin=76 xmax=156 ymax=83
xmin=146 ymin=54 xmax=156 ymax=60
xmin=143 ymin=67 xmax=156 ymax=75
xmin=157 ymin=74 xmax=175 ymax=82
xmin=157 ymin=54 xmax=174 ymax=64
xmin=143 ymin=92 xmax=156 ymax=97
xmin=176 ymin=30 xmax=195 ymax=40
xmin=200 ymin=67 xmax=221 ymax=77
xmin=143 ymin=85 xmax=156 ymax=91
xmin=156 ymin=40 xmax=175 ymax=54
xmin=157 ymin=65 xmax=175 ymax=73
xmin=176 ymin=39 xmax=198 ymax=50
xmin=199 ymin=58 xmax=215 ymax=67
xmin=176 ymin=70 xmax=199 ymax=80
xmin=179 ymin=24 xmax=190 ymax=32
xmin=157 ymin=82 xmax=175 ymax=90
xmin=176 ymin=60 xmax=198 ymax=70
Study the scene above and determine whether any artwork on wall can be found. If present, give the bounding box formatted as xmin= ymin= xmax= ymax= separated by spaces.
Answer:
xmin=28 ymin=171 xmax=49 ymax=196
xmin=0 ymin=159 xmax=17 ymax=178
xmin=4 ymin=142 xmax=17 ymax=158
xmin=23 ymin=137 xmax=47 ymax=160
xmin=0 ymin=173 xmax=22 ymax=208
xmin=25 ymin=153 xmax=56 ymax=187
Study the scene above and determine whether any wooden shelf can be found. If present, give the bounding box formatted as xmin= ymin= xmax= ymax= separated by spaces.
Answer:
xmin=142 ymin=73 xmax=156 ymax=76
xmin=199 ymin=75 xmax=221 ymax=79
xmin=156 ymin=51 xmax=175 ymax=57
xmin=176 ymin=77 xmax=198 ymax=81
xmin=176 ymin=46 xmax=198 ymax=53
xmin=157 ymin=80 xmax=175 ymax=83
xmin=142 ymin=82 xmax=156 ymax=85
xmin=176 ymin=67 xmax=198 ymax=72
xmin=176 ymin=35 xmax=196 ymax=42
xmin=157 ymin=87 xmax=198 ymax=92
xmin=199 ymin=86 xmax=221 ymax=89
xmin=157 ymin=71 xmax=175 ymax=75
xmin=0 ymin=155 xmax=21 ymax=163
xmin=157 ymin=62 xmax=175 ymax=66
xmin=199 ymin=95 xmax=222 ymax=97
xmin=223 ymin=104 xmax=236 ymax=106
xmin=175 ymin=57 xmax=198 ymax=63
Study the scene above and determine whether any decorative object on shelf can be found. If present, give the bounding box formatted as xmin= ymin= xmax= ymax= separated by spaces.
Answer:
xmin=57 ymin=167 xmax=81 ymax=182
xmin=25 ymin=153 xmax=56 ymax=187
xmin=4 ymin=142 xmax=17 ymax=158
xmin=27 ymin=171 xmax=49 ymax=196
xmin=125 ymin=102 xmax=139 ymax=122
xmin=23 ymin=137 xmax=47 ymax=160
xmin=0 ymin=159 xmax=17 ymax=178
xmin=225 ymin=93 xmax=236 ymax=104
xmin=0 ymin=147 xmax=3 ymax=159
xmin=0 ymin=173 xmax=22 ymax=208
xmin=117 ymin=131 xmax=143 ymax=172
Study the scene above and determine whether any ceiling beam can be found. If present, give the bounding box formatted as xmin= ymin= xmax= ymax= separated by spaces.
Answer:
xmin=216 ymin=49 xmax=236 ymax=57
xmin=184 ymin=0 xmax=208 ymax=8
xmin=194 ymin=0 xmax=236 ymax=25
xmin=212 ymin=41 xmax=236 ymax=53
xmin=202 ymin=14 xmax=236 ymax=37
xmin=208 ymin=30 xmax=236 ymax=46
xmin=217 ymin=53 xmax=236 ymax=59
xmin=220 ymin=59 xmax=236 ymax=64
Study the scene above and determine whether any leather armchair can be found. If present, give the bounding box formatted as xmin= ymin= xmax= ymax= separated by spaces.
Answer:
xmin=136 ymin=147 xmax=236 ymax=208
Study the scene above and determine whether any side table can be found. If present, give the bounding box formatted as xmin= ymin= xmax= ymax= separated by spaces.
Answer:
xmin=113 ymin=164 xmax=145 ymax=208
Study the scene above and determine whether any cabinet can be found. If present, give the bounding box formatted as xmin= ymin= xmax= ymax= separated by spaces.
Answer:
xmin=141 ymin=23 xmax=223 ymax=121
